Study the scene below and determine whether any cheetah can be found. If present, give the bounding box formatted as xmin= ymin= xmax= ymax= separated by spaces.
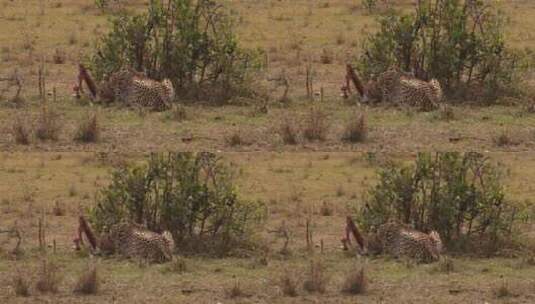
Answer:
xmin=344 ymin=65 xmax=443 ymax=111
xmin=375 ymin=221 xmax=443 ymax=263
xmin=76 ymin=65 xmax=175 ymax=111
xmin=103 ymin=223 xmax=175 ymax=263
xmin=342 ymin=217 xmax=443 ymax=263
xmin=74 ymin=216 xmax=175 ymax=264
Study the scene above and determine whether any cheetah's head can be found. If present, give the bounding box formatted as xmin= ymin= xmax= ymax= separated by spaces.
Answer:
xmin=428 ymin=230 xmax=443 ymax=259
xmin=161 ymin=230 xmax=175 ymax=261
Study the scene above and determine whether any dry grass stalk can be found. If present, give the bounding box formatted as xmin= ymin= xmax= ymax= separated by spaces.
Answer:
xmin=303 ymin=259 xmax=328 ymax=293
xmin=341 ymin=267 xmax=368 ymax=294
xmin=73 ymin=264 xmax=98 ymax=295
xmin=35 ymin=260 xmax=61 ymax=293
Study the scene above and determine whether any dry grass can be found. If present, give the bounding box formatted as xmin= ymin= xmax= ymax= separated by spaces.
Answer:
xmin=164 ymin=256 xmax=188 ymax=274
xmin=494 ymin=280 xmax=512 ymax=298
xmin=319 ymin=48 xmax=333 ymax=64
xmin=303 ymin=259 xmax=329 ymax=294
xmin=319 ymin=201 xmax=333 ymax=216
xmin=35 ymin=260 xmax=61 ymax=294
xmin=341 ymin=267 xmax=368 ymax=295
xmin=493 ymin=129 xmax=519 ymax=147
xmin=52 ymin=200 xmax=65 ymax=216
xmin=278 ymin=271 xmax=299 ymax=297
xmin=342 ymin=112 xmax=368 ymax=143
xmin=35 ymin=106 xmax=61 ymax=141
xmin=434 ymin=257 xmax=455 ymax=273
xmin=74 ymin=113 xmax=99 ymax=143
xmin=278 ymin=116 xmax=299 ymax=145
xmin=11 ymin=116 xmax=31 ymax=145
xmin=12 ymin=272 xmax=30 ymax=297
xmin=167 ymin=104 xmax=187 ymax=122
xmin=73 ymin=264 xmax=98 ymax=295
xmin=225 ymin=130 xmax=248 ymax=147
xmin=226 ymin=280 xmax=246 ymax=299
xmin=52 ymin=48 xmax=66 ymax=64
xmin=303 ymin=107 xmax=329 ymax=142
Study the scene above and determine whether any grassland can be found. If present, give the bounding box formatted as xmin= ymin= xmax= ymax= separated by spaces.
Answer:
xmin=1 ymin=152 xmax=535 ymax=303
xmin=0 ymin=0 xmax=534 ymax=152
xmin=1 ymin=0 xmax=535 ymax=303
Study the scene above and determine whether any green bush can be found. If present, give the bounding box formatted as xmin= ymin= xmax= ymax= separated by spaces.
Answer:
xmin=90 ymin=152 xmax=265 ymax=256
xmin=356 ymin=0 xmax=532 ymax=101
xmin=355 ymin=152 xmax=530 ymax=254
xmin=89 ymin=0 xmax=262 ymax=104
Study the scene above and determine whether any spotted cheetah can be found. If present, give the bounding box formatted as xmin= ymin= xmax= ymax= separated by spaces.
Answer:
xmin=375 ymin=221 xmax=443 ymax=263
xmin=74 ymin=217 xmax=175 ymax=264
xmin=104 ymin=223 xmax=175 ymax=263
xmin=365 ymin=68 xmax=443 ymax=111
xmin=76 ymin=66 xmax=174 ymax=111
xmin=344 ymin=65 xmax=443 ymax=111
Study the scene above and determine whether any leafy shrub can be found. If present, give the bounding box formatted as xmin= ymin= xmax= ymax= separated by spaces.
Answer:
xmin=356 ymin=0 xmax=531 ymax=101
xmin=90 ymin=152 xmax=265 ymax=256
xmin=89 ymin=0 xmax=262 ymax=104
xmin=355 ymin=152 xmax=530 ymax=254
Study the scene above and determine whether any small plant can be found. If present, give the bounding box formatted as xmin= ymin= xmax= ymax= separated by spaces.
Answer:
xmin=278 ymin=116 xmax=299 ymax=145
xmin=52 ymin=201 xmax=65 ymax=216
xmin=319 ymin=201 xmax=333 ymax=216
xmin=434 ymin=257 xmax=455 ymax=274
xmin=342 ymin=113 xmax=367 ymax=143
xmin=278 ymin=271 xmax=298 ymax=297
xmin=226 ymin=280 xmax=246 ymax=299
xmin=68 ymin=32 xmax=78 ymax=45
xmin=12 ymin=273 xmax=30 ymax=297
xmin=303 ymin=259 xmax=329 ymax=294
xmin=35 ymin=260 xmax=61 ymax=293
xmin=431 ymin=104 xmax=456 ymax=122
xmin=493 ymin=129 xmax=518 ymax=147
xmin=336 ymin=186 xmax=345 ymax=197
xmin=495 ymin=280 xmax=512 ymax=298
xmin=73 ymin=265 xmax=98 ymax=295
xmin=362 ymin=0 xmax=377 ymax=13
xmin=165 ymin=256 xmax=187 ymax=274
xmin=68 ymin=184 xmax=77 ymax=197
xmin=52 ymin=48 xmax=66 ymax=64
xmin=35 ymin=106 xmax=61 ymax=141
xmin=303 ymin=107 xmax=329 ymax=142
xmin=225 ymin=130 xmax=247 ymax=147
xmin=12 ymin=117 xmax=31 ymax=145
xmin=319 ymin=49 xmax=333 ymax=64
xmin=167 ymin=104 xmax=187 ymax=122
xmin=74 ymin=113 xmax=99 ymax=143
xmin=341 ymin=267 xmax=368 ymax=295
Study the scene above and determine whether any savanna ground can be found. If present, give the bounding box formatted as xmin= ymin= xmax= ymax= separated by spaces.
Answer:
xmin=0 ymin=0 xmax=534 ymax=152
xmin=1 ymin=0 xmax=535 ymax=303
xmin=1 ymin=152 xmax=535 ymax=303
